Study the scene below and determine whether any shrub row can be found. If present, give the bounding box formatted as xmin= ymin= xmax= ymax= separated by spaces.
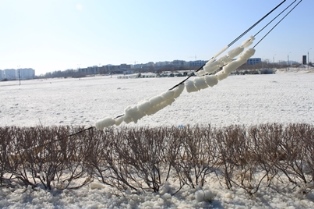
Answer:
xmin=0 ymin=124 xmax=313 ymax=195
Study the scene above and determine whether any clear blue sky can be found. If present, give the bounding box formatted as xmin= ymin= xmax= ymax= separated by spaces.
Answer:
xmin=1 ymin=0 xmax=313 ymax=75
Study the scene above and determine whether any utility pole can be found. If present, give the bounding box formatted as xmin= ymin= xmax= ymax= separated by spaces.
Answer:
xmin=18 ymin=68 xmax=21 ymax=85
xmin=308 ymin=48 xmax=312 ymax=69
xmin=287 ymin=52 xmax=291 ymax=70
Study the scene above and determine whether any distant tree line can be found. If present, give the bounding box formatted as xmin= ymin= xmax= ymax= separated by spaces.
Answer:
xmin=238 ymin=61 xmax=303 ymax=70
xmin=37 ymin=60 xmax=304 ymax=79
xmin=38 ymin=64 xmax=204 ymax=79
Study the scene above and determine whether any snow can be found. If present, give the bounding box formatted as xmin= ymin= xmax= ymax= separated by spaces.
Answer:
xmin=95 ymin=117 xmax=115 ymax=130
xmin=185 ymin=80 xmax=198 ymax=93
xmin=193 ymin=77 xmax=209 ymax=90
xmin=241 ymin=36 xmax=255 ymax=48
xmin=198 ymin=39 xmax=255 ymax=77
xmin=204 ymin=75 xmax=218 ymax=87
xmin=1 ymin=71 xmax=313 ymax=127
xmin=228 ymin=46 xmax=244 ymax=59
xmin=1 ymin=70 xmax=314 ymax=208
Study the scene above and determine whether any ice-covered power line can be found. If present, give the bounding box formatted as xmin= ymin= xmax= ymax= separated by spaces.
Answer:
xmin=227 ymin=0 xmax=287 ymax=48
xmin=93 ymin=0 xmax=302 ymax=131
xmin=254 ymin=0 xmax=297 ymax=38
xmin=194 ymin=0 xmax=302 ymax=78
xmin=169 ymin=0 xmax=290 ymax=90
xmin=10 ymin=1 xmax=303 ymax=161
xmin=253 ymin=0 xmax=303 ymax=48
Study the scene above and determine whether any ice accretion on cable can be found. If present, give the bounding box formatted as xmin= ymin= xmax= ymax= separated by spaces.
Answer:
xmin=95 ymin=37 xmax=256 ymax=131
xmin=196 ymin=36 xmax=255 ymax=77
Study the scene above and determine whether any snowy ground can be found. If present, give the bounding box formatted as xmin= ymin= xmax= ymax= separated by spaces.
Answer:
xmin=1 ymin=69 xmax=314 ymax=208
xmin=1 ymin=69 xmax=313 ymax=128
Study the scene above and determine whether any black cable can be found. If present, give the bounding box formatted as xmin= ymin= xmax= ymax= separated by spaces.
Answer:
xmin=168 ymin=0 xmax=288 ymax=91
xmin=254 ymin=0 xmax=302 ymax=48
xmin=254 ymin=0 xmax=297 ymax=38
xmin=168 ymin=73 xmax=194 ymax=90
xmin=68 ymin=126 xmax=95 ymax=137
xmin=228 ymin=0 xmax=287 ymax=47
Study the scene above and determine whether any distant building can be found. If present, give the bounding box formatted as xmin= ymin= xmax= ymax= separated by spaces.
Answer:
xmin=247 ymin=58 xmax=261 ymax=65
xmin=172 ymin=60 xmax=186 ymax=67
xmin=85 ymin=66 xmax=99 ymax=75
xmin=302 ymin=55 xmax=307 ymax=65
xmin=4 ymin=69 xmax=16 ymax=80
xmin=120 ymin=64 xmax=131 ymax=71
xmin=19 ymin=68 xmax=35 ymax=79
xmin=188 ymin=60 xmax=206 ymax=67
xmin=1 ymin=68 xmax=35 ymax=80
xmin=155 ymin=61 xmax=171 ymax=67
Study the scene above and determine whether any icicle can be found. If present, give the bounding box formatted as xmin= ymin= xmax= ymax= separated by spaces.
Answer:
xmin=217 ymin=47 xmax=256 ymax=79
xmin=149 ymin=95 xmax=164 ymax=107
xmin=146 ymin=97 xmax=175 ymax=115
xmin=239 ymin=48 xmax=256 ymax=60
xmin=194 ymin=77 xmax=209 ymax=90
xmin=195 ymin=59 xmax=214 ymax=76
xmin=195 ymin=69 xmax=206 ymax=76
xmin=223 ymin=60 xmax=244 ymax=74
xmin=123 ymin=106 xmax=134 ymax=124
xmin=161 ymin=90 xmax=175 ymax=101
xmin=241 ymin=36 xmax=255 ymax=48
xmin=217 ymin=55 xmax=233 ymax=65
xmin=173 ymin=84 xmax=185 ymax=98
xmin=228 ymin=46 xmax=244 ymax=58
xmin=127 ymin=105 xmax=146 ymax=123
xmin=203 ymin=60 xmax=220 ymax=74
xmin=215 ymin=70 xmax=229 ymax=81
xmin=146 ymin=105 xmax=160 ymax=115
xmin=95 ymin=117 xmax=116 ymax=130
xmin=115 ymin=116 xmax=124 ymax=126
xmin=137 ymin=100 xmax=152 ymax=115
xmin=204 ymin=75 xmax=218 ymax=87
xmin=185 ymin=80 xmax=198 ymax=93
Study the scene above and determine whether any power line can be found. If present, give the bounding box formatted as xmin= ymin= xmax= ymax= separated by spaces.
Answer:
xmin=228 ymin=0 xmax=287 ymax=48
xmin=254 ymin=0 xmax=297 ymax=38
xmin=168 ymin=0 xmax=289 ymax=91
xmin=254 ymin=0 xmax=303 ymax=48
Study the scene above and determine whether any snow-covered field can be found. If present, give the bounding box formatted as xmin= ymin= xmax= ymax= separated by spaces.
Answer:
xmin=1 ymin=70 xmax=314 ymax=128
xmin=1 ymin=69 xmax=314 ymax=208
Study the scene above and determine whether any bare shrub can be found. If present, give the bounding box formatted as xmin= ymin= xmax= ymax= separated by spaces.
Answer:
xmin=120 ymin=127 xmax=172 ymax=192
xmin=1 ymin=123 xmax=313 ymax=196
xmin=5 ymin=126 xmax=36 ymax=187
xmin=6 ymin=126 xmax=91 ymax=190
xmin=301 ymin=124 xmax=314 ymax=184
xmin=0 ymin=127 xmax=16 ymax=187
xmin=216 ymin=125 xmax=270 ymax=195
xmin=0 ymin=127 xmax=8 ymax=185
xmin=87 ymin=127 xmax=178 ymax=192
xmin=84 ymin=128 xmax=126 ymax=189
xmin=215 ymin=125 xmax=247 ymax=189
xmin=172 ymin=125 xmax=218 ymax=189
xmin=248 ymin=124 xmax=283 ymax=186
xmin=274 ymin=124 xmax=313 ymax=188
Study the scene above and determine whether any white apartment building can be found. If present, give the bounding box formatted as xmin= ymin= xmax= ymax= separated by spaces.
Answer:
xmin=1 ymin=68 xmax=35 ymax=80
xmin=18 ymin=68 xmax=35 ymax=79
xmin=3 ymin=69 xmax=16 ymax=80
